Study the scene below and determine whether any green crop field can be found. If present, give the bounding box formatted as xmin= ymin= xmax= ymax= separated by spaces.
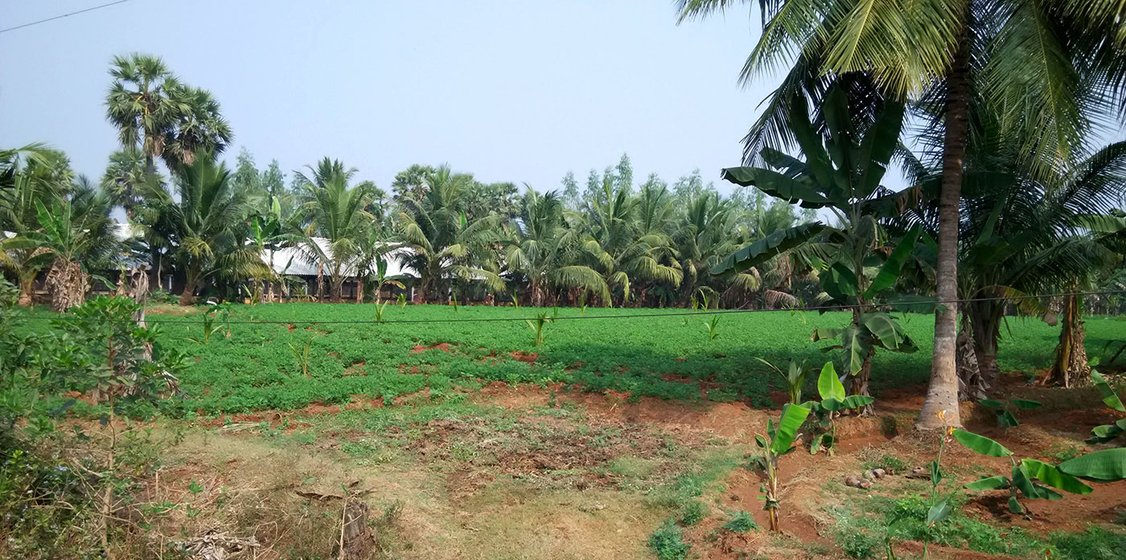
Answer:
xmin=146 ymin=303 xmax=1126 ymax=416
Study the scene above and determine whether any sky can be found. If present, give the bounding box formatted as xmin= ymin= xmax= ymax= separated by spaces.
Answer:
xmin=0 ymin=0 xmax=776 ymax=193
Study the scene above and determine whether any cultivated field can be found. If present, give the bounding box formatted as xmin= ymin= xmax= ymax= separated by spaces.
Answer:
xmin=26 ymin=304 xmax=1126 ymax=559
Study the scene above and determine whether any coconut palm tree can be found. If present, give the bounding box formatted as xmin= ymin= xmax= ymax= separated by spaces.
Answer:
xmin=906 ymin=138 xmax=1126 ymax=394
xmin=30 ymin=179 xmax=118 ymax=311
xmin=505 ymin=188 xmax=609 ymax=306
xmin=678 ymin=0 xmax=1126 ymax=428
xmin=673 ymin=191 xmax=762 ymax=306
xmin=0 ymin=149 xmax=74 ymax=306
xmin=101 ymin=149 xmax=159 ymax=219
xmin=293 ymin=158 xmax=380 ymax=302
xmin=396 ymin=165 xmax=504 ymax=302
xmin=142 ymin=155 xmax=264 ymax=305
xmin=576 ymin=177 xmax=682 ymax=306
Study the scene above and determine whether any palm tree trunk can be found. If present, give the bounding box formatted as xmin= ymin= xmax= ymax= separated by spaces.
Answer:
xmin=354 ymin=278 xmax=364 ymax=304
xmin=179 ymin=285 xmax=195 ymax=306
xmin=331 ymin=278 xmax=343 ymax=302
xmin=180 ymin=266 xmax=199 ymax=306
xmin=918 ymin=23 xmax=971 ymax=430
xmin=17 ymin=274 xmax=35 ymax=307
xmin=970 ymin=310 xmax=1000 ymax=386
xmin=1046 ymin=293 xmax=1090 ymax=387
xmin=316 ymin=264 xmax=325 ymax=301
xmin=531 ymin=279 xmax=544 ymax=307
xmin=46 ymin=259 xmax=88 ymax=312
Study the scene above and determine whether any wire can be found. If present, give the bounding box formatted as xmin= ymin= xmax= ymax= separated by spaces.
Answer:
xmin=20 ymin=289 xmax=1126 ymax=325
xmin=0 ymin=0 xmax=130 ymax=34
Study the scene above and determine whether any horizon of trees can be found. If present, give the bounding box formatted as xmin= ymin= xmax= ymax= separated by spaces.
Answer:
xmin=2 ymin=50 xmax=1124 ymax=417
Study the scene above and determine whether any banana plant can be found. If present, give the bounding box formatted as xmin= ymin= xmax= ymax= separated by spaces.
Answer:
xmin=712 ymin=81 xmax=922 ymax=400
xmin=755 ymin=357 xmax=808 ymax=404
xmin=954 ymin=429 xmax=1122 ymax=516
xmin=753 ymin=403 xmax=811 ymax=532
xmin=802 ymin=362 xmax=874 ymax=454
xmin=1087 ymin=369 xmax=1126 ymax=443
xmin=977 ymin=398 xmax=1042 ymax=428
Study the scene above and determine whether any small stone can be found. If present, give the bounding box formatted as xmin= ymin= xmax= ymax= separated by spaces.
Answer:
xmin=872 ymin=468 xmax=887 ymax=479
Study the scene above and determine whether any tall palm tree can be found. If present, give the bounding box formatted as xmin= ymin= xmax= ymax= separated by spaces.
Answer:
xmin=905 ymin=137 xmax=1126 ymax=394
xmin=673 ymin=191 xmax=760 ymax=306
xmin=396 ymin=165 xmax=504 ymax=302
xmin=678 ymin=0 xmax=1126 ymax=428
xmin=105 ymin=53 xmax=231 ymax=173
xmin=505 ymin=189 xmax=609 ymax=306
xmin=31 ymin=179 xmax=118 ymax=311
xmin=143 ymin=155 xmax=264 ymax=305
xmin=294 ymin=158 xmax=379 ymax=302
xmin=577 ymin=177 xmax=682 ymax=306
xmin=105 ymin=54 xmax=179 ymax=169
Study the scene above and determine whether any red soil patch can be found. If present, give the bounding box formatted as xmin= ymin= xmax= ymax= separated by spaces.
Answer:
xmin=477 ymin=381 xmax=1126 ymax=558
xmin=200 ymin=395 xmax=387 ymax=429
xmin=411 ymin=342 xmax=452 ymax=353
xmin=509 ymin=350 xmax=538 ymax=363
xmin=476 ymin=382 xmax=770 ymax=440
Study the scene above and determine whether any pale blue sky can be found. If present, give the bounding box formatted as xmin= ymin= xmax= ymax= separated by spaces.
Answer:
xmin=0 ymin=0 xmax=776 ymax=192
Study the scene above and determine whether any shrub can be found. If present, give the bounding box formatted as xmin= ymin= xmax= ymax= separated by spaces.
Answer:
xmin=679 ymin=500 xmax=707 ymax=525
xmin=722 ymin=510 xmax=757 ymax=533
xmin=648 ymin=522 xmax=690 ymax=560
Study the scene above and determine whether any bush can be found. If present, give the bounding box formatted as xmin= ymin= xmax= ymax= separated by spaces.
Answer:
xmin=679 ymin=500 xmax=707 ymax=525
xmin=722 ymin=510 xmax=757 ymax=533
xmin=648 ymin=522 xmax=691 ymax=560
xmin=1050 ymin=527 xmax=1126 ymax=560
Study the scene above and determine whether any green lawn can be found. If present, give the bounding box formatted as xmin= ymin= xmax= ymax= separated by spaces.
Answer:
xmin=148 ymin=303 xmax=1126 ymax=416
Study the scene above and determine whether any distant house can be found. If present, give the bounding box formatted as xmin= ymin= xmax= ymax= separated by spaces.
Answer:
xmin=262 ymin=238 xmax=417 ymax=301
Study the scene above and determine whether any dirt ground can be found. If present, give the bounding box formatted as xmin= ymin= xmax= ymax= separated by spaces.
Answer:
xmin=111 ymin=376 xmax=1125 ymax=560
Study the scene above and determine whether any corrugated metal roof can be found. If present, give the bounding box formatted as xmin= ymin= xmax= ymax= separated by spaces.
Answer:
xmin=263 ymin=238 xmax=417 ymax=279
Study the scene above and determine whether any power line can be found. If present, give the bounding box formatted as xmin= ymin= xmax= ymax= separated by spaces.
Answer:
xmin=0 ymin=0 xmax=130 ymax=35
xmin=18 ymin=289 xmax=1126 ymax=325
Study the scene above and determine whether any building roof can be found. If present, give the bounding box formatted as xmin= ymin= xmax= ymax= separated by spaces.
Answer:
xmin=263 ymin=238 xmax=417 ymax=279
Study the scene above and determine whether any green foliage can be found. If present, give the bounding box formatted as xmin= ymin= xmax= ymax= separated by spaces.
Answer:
xmin=753 ymin=403 xmax=810 ymax=531
xmin=956 ymin=428 xmax=1114 ymax=515
xmin=648 ymin=521 xmax=690 ymax=560
xmin=978 ymin=398 xmax=1042 ymax=428
xmin=831 ymin=495 xmax=1048 ymax=559
xmin=1049 ymin=527 xmax=1126 ymax=560
xmin=722 ymin=510 xmax=757 ymax=533
xmin=678 ymin=500 xmax=707 ymax=526
xmin=525 ymin=312 xmax=551 ymax=347
xmin=1088 ymin=370 xmax=1126 ymax=443
xmin=755 ymin=357 xmax=808 ymax=404
xmin=288 ymin=336 xmax=314 ymax=378
xmin=703 ymin=315 xmax=720 ymax=341
xmin=1058 ymin=449 xmax=1126 ymax=482
xmin=55 ymin=303 xmax=1111 ymax=417
xmin=803 ymin=362 xmax=874 ymax=454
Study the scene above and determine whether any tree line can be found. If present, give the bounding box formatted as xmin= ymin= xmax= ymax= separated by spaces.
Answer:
xmin=1 ymin=55 xmax=818 ymax=311
xmin=2 ymin=33 xmax=1124 ymax=422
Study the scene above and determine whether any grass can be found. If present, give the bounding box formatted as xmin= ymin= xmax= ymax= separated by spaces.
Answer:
xmin=648 ymin=522 xmax=691 ymax=560
xmin=128 ymin=303 xmax=1125 ymax=415
xmin=829 ymin=494 xmax=1126 ymax=560
xmin=13 ymin=302 xmax=1123 ymax=559
xmin=722 ymin=510 xmax=758 ymax=533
